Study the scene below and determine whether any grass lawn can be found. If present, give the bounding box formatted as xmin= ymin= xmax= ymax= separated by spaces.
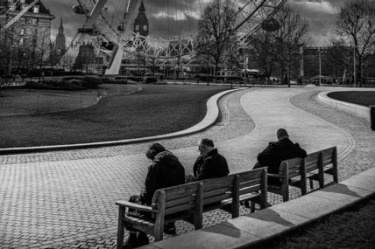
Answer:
xmin=0 ymin=84 xmax=229 ymax=148
xmin=327 ymin=91 xmax=375 ymax=107
xmin=251 ymin=195 xmax=375 ymax=249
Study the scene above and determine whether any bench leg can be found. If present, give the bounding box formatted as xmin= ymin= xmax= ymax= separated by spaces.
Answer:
xmin=251 ymin=201 xmax=256 ymax=213
xmin=309 ymin=178 xmax=314 ymax=190
xmin=154 ymin=213 xmax=164 ymax=242
xmin=318 ymin=171 xmax=325 ymax=188
xmin=301 ymin=182 xmax=307 ymax=195
xmin=281 ymin=183 xmax=289 ymax=202
xmin=117 ymin=207 xmax=126 ymax=249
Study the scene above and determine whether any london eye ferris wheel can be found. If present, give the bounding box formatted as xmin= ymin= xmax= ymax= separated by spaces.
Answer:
xmin=67 ymin=0 xmax=286 ymax=75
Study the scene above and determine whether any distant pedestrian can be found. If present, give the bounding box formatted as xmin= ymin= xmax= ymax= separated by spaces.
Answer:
xmin=253 ymin=128 xmax=307 ymax=185
xmin=186 ymin=138 xmax=229 ymax=182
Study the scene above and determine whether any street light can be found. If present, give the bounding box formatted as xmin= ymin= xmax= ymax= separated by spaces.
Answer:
xmin=8 ymin=45 xmax=15 ymax=76
xmin=318 ymin=47 xmax=322 ymax=86
xmin=353 ymin=44 xmax=356 ymax=87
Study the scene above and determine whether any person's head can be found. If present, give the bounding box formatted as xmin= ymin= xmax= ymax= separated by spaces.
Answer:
xmin=198 ymin=138 xmax=215 ymax=156
xmin=277 ymin=128 xmax=289 ymax=141
xmin=146 ymin=143 xmax=166 ymax=160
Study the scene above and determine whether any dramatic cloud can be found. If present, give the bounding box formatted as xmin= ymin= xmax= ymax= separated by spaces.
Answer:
xmin=289 ymin=0 xmax=340 ymax=46
xmin=43 ymin=0 xmax=349 ymax=46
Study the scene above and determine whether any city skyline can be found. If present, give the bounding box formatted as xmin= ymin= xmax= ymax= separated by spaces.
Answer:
xmin=44 ymin=0 xmax=354 ymax=47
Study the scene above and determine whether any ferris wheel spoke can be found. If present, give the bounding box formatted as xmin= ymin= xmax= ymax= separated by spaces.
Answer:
xmin=66 ymin=0 xmax=287 ymax=74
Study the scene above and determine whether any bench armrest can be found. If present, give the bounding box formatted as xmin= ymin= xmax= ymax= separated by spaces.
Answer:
xmin=116 ymin=200 xmax=158 ymax=213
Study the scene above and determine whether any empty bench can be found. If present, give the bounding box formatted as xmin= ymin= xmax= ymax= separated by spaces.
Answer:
xmin=115 ymin=167 xmax=268 ymax=248
xmin=267 ymin=146 xmax=338 ymax=202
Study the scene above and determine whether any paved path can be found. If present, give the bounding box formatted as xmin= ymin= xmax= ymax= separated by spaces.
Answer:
xmin=0 ymin=87 xmax=374 ymax=249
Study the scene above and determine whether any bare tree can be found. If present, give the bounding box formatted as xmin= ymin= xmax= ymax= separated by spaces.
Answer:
xmin=335 ymin=0 xmax=375 ymax=86
xmin=246 ymin=5 xmax=309 ymax=86
xmin=248 ymin=30 xmax=278 ymax=81
xmin=195 ymin=0 xmax=237 ymax=75
xmin=273 ymin=5 xmax=309 ymax=86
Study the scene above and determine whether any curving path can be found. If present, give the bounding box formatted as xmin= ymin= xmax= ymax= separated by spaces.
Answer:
xmin=0 ymin=87 xmax=373 ymax=249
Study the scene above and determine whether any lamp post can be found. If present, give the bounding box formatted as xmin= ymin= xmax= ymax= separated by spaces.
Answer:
xmin=318 ymin=47 xmax=322 ymax=86
xmin=353 ymin=44 xmax=356 ymax=87
xmin=8 ymin=46 xmax=14 ymax=76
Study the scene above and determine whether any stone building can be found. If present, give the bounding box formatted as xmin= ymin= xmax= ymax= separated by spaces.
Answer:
xmin=133 ymin=0 xmax=149 ymax=37
xmin=74 ymin=42 xmax=103 ymax=73
xmin=55 ymin=18 xmax=66 ymax=56
xmin=0 ymin=0 xmax=55 ymax=74
xmin=120 ymin=0 xmax=150 ymax=75
xmin=49 ymin=18 xmax=66 ymax=67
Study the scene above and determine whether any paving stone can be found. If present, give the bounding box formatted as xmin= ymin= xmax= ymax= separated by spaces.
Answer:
xmin=0 ymin=87 xmax=374 ymax=248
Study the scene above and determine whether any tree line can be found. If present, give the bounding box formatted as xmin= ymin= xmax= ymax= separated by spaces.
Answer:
xmin=195 ymin=0 xmax=375 ymax=86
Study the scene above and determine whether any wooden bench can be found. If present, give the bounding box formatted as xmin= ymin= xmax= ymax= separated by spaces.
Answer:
xmin=267 ymin=157 xmax=307 ymax=202
xmin=267 ymin=146 xmax=338 ymax=202
xmin=305 ymin=146 xmax=338 ymax=189
xmin=201 ymin=167 xmax=268 ymax=216
xmin=115 ymin=167 xmax=268 ymax=248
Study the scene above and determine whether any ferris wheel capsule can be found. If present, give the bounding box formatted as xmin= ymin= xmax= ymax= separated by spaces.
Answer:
xmin=261 ymin=18 xmax=280 ymax=32
xmin=72 ymin=4 xmax=85 ymax=14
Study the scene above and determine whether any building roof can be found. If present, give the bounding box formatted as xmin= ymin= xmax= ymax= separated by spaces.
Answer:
xmin=16 ymin=0 xmax=52 ymax=15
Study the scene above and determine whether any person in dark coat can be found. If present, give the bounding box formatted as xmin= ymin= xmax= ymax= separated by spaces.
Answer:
xmin=254 ymin=128 xmax=307 ymax=184
xmin=187 ymin=138 xmax=229 ymax=181
xmin=140 ymin=144 xmax=186 ymax=205
xmin=125 ymin=143 xmax=185 ymax=248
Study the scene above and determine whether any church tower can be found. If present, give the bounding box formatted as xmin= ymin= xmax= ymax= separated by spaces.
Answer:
xmin=133 ymin=0 xmax=148 ymax=37
xmin=55 ymin=18 xmax=66 ymax=55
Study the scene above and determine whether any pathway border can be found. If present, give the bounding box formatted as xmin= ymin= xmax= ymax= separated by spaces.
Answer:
xmin=318 ymin=88 xmax=375 ymax=123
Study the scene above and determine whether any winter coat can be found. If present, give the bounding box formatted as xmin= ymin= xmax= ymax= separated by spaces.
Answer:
xmin=141 ymin=151 xmax=185 ymax=205
xmin=193 ymin=148 xmax=229 ymax=181
xmin=257 ymin=137 xmax=307 ymax=175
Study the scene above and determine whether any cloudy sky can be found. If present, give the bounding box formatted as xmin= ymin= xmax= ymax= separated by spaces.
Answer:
xmin=43 ymin=0 xmax=356 ymax=47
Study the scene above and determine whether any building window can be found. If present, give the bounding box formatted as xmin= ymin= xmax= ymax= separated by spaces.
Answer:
xmin=20 ymin=28 xmax=25 ymax=35
xmin=20 ymin=37 xmax=24 ymax=45
xmin=33 ymin=6 xmax=40 ymax=13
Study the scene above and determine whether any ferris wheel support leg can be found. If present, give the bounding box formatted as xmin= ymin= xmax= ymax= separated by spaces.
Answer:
xmin=85 ymin=0 xmax=108 ymax=27
xmin=105 ymin=45 xmax=124 ymax=75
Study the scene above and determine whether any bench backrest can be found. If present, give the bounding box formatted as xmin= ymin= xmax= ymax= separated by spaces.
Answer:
xmin=304 ymin=146 xmax=337 ymax=173
xmin=152 ymin=181 xmax=203 ymax=216
xmin=304 ymin=151 xmax=321 ymax=173
xmin=237 ymin=168 xmax=267 ymax=197
xmin=202 ymin=174 xmax=236 ymax=206
xmin=151 ymin=168 xmax=268 ymax=216
xmin=320 ymin=146 xmax=337 ymax=169
xmin=279 ymin=157 xmax=304 ymax=179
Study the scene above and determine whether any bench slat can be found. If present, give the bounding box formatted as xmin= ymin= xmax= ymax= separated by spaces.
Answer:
xmin=239 ymin=179 xmax=261 ymax=189
xmin=239 ymin=185 xmax=261 ymax=195
xmin=162 ymin=182 xmax=201 ymax=201
xmin=238 ymin=171 xmax=263 ymax=181
xmin=164 ymin=203 xmax=196 ymax=216
xmin=204 ymin=186 xmax=232 ymax=197
xmin=203 ymin=193 xmax=232 ymax=206
xmin=165 ymin=195 xmax=196 ymax=208
xmin=202 ymin=176 xmax=235 ymax=190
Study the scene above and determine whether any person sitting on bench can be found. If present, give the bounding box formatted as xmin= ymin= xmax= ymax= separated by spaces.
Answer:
xmin=187 ymin=138 xmax=229 ymax=182
xmin=253 ymin=128 xmax=307 ymax=185
xmin=125 ymin=143 xmax=185 ymax=248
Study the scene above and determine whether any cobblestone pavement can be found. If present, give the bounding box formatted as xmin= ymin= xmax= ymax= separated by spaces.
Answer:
xmin=0 ymin=87 xmax=374 ymax=249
